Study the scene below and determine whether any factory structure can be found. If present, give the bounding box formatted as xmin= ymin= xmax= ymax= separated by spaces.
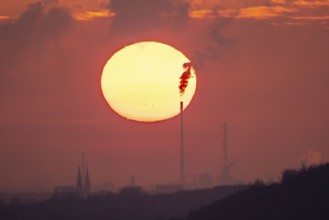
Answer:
xmin=53 ymin=118 xmax=235 ymax=196
xmin=180 ymin=101 xmax=185 ymax=186
xmin=217 ymin=121 xmax=237 ymax=185
xmin=157 ymin=65 xmax=238 ymax=190
xmin=178 ymin=119 xmax=237 ymax=189
xmin=155 ymin=101 xmax=185 ymax=194
xmin=54 ymin=119 xmax=235 ymax=196
xmin=156 ymin=100 xmax=237 ymax=192
xmin=54 ymin=65 xmax=237 ymax=194
xmin=180 ymin=112 xmax=237 ymax=188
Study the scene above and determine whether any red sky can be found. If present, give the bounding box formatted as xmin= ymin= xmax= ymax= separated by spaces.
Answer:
xmin=0 ymin=0 xmax=329 ymax=192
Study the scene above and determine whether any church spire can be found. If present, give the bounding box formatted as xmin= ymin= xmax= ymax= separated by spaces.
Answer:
xmin=76 ymin=166 xmax=83 ymax=195
xmin=84 ymin=166 xmax=91 ymax=195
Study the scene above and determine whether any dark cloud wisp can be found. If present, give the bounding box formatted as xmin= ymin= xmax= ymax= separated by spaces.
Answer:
xmin=108 ymin=0 xmax=190 ymax=34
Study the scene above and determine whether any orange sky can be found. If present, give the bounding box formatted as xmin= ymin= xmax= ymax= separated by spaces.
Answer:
xmin=1 ymin=0 xmax=329 ymax=23
xmin=0 ymin=0 xmax=329 ymax=192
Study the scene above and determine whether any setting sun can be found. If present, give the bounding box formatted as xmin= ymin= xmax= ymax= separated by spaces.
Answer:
xmin=101 ymin=41 xmax=197 ymax=122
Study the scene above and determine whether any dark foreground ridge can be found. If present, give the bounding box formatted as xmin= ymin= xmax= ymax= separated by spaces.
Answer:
xmin=1 ymin=163 xmax=328 ymax=220
xmin=0 ymin=185 xmax=246 ymax=220
xmin=185 ymin=162 xmax=329 ymax=220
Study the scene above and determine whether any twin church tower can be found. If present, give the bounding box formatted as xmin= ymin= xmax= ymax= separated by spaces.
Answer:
xmin=76 ymin=153 xmax=91 ymax=197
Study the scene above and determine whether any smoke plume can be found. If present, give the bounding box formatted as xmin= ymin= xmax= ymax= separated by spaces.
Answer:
xmin=179 ymin=62 xmax=193 ymax=96
xmin=300 ymin=149 xmax=323 ymax=167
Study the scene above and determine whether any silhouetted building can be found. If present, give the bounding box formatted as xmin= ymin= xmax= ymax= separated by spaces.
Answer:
xmin=54 ymin=154 xmax=91 ymax=199
xmin=193 ymin=173 xmax=213 ymax=189
xmin=77 ymin=166 xmax=83 ymax=194
xmin=84 ymin=167 xmax=91 ymax=195
xmin=53 ymin=185 xmax=79 ymax=199
xmin=156 ymin=184 xmax=183 ymax=194
xmin=76 ymin=153 xmax=91 ymax=198
xmin=54 ymin=185 xmax=76 ymax=194
xmin=217 ymin=121 xmax=237 ymax=185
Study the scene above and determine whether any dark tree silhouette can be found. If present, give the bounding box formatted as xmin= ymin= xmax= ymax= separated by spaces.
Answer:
xmin=186 ymin=163 xmax=329 ymax=220
xmin=0 ymin=185 xmax=245 ymax=220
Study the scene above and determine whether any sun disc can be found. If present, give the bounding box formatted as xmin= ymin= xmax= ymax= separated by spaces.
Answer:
xmin=101 ymin=41 xmax=197 ymax=122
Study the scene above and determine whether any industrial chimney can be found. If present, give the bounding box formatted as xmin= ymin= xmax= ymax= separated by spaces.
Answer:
xmin=180 ymin=101 xmax=185 ymax=186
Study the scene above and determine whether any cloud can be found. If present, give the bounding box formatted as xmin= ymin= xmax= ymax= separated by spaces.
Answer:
xmin=0 ymin=1 xmax=72 ymax=89
xmin=0 ymin=1 xmax=72 ymax=42
xmin=238 ymin=6 xmax=298 ymax=19
xmin=293 ymin=15 xmax=329 ymax=20
xmin=189 ymin=0 xmax=329 ymax=70
xmin=190 ymin=0 xmax=274 ymax=10
xmin=0 ymin=15 xmax=12 ymax=21
xmin=72 ymin=10 xmax=113 ymax=21
xmin=108 ymin=0 xmax=190 ymax=35
xmin=189 ymin=0 xmax=329 ymax=25
xmin=293 ymin=0 xmax=329 ymax=7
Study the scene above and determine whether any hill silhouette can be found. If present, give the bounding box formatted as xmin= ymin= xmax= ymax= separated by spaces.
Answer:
xmin=2 ymin=163 xmax=328 ymax=220
xmin=0 ymin=185 xmax=245 ymax=220
xmin=186 ymin=163 xmax=329 ymax=220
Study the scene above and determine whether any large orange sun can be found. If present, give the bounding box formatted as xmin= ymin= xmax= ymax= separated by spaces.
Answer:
xmin=101 ymin=41 xmax=197 ymax=122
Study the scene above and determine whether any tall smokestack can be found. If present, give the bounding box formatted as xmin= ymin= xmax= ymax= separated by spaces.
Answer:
xmin=180 ymin=101 xmax=185 ymax=186
xmin=178 ymin=62 xmax=192 ymax=187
